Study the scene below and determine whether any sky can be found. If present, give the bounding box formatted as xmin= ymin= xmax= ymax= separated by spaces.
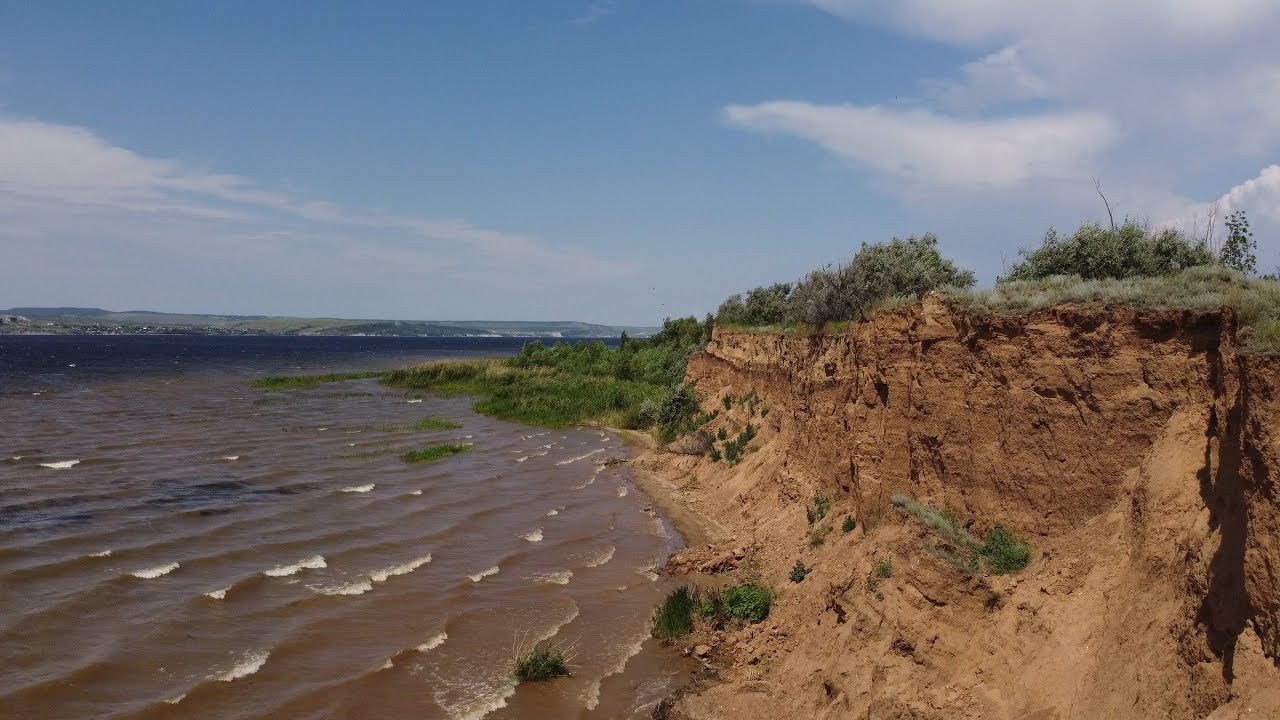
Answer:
xmin=1 ymin=0 xmax=1278 ymax=325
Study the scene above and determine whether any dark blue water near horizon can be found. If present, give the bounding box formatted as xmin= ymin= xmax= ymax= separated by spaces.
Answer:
xmin=0 ymin=335 xmax=563 ymax=393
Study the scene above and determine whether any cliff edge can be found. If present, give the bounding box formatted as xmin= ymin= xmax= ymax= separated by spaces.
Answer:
xmin=645 ymin=293 xmax=1280 ymax=719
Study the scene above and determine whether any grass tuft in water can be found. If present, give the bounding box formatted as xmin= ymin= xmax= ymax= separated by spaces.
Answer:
xmin=412 ymin=417 xmax=463 ymax=431
xmin=250 ymin=371 xmax=387 ymax=391
xmin=511 ymin=639 xmax=573 ymax=682
xmin=402 ymin=443 xmax=471 ymax=464
xmin=652 ymin=585 xmax=697 ymax=643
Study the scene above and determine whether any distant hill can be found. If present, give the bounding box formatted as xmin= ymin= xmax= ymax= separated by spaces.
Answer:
xmin=1 ymin=308 xmax=656 ymax=338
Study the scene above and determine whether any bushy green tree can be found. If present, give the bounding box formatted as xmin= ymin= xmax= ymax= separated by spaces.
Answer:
xmin=785 ymin=234 xmax=975 ymax=326
xmin=1002 ymin=220 xmax=1213 ymax=282
xmin=742 ymin=283 xmax=792 ymax=325
xmin=1221 ymin=210 xmax=1257 ymax=276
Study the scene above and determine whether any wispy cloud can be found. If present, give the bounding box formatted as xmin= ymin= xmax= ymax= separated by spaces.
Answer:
xmin=0 ymin=115 xmax=635 ymax=281
xmin=571 ymin=1 xmax=617 ymax=26
xmin=724 ymin=101 xmax=1115 ymax=190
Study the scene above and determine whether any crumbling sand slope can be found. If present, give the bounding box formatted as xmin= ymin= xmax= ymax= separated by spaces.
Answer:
xmin=647 ymin=294 xmax=1280 ymax=720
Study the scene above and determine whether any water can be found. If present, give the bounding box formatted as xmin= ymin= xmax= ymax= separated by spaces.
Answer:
xmin=0 ymin=336 xmax=690 ymax=719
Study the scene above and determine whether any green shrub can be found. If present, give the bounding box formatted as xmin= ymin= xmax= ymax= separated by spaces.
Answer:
xmin=981 ymin=524 xmax=1031 ymax=575
xmin=865 ymin=558 xmax=893 ymax=591
xmin=717 ymin=427 xmax=728 ymax=441
xmin=1001 ymin=220 xmax=1213 ymax=282
xmin=402 ymin=443 xmax=471 ymax=463
xmin=512 ymin=642 xmax=571 ymax=682
xmin=893 ymin=493 xmax=1033 ymax=576
xmin=723 ymin=583 xmax=772 ymax=622
xmin=723 ymin=394 xmax=734 ymax=410
xmin=652 ymin=586 xmax=696 ymax=643
xmin=707 ymin=446 xmax=722 ymax=462
xmin=841 ymin=516 xmax=856 ymax=533
xmin=790 ymin=561 xmax=808 ymax=583
xmin=807 ymin=493 xmax=831 ymax=525
xmin=698 ymin=588 xmax=725 ymax=620
xmin=785 ymin=234 xmax=975 ymax=327
xmin=1222 ymin=210 xmax=1257 ymax=275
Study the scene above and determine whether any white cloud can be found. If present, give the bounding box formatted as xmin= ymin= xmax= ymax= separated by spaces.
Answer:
xmin=572 ymin=1 xmax=617 ymax=26
xmin=0 ymin=116 xmax=634 ymax=281
xmin=1217 ymin=165 xmax=1280 ymax=224
xmin=724 ymin=101 xmax=1114 ymax=189
xmin=932 ymin=46 xmax=1047 ymax=111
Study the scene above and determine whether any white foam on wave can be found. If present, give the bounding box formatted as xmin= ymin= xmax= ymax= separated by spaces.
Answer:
xmin=584 ymin=628 xmax=650 ymax=710
xmin=409 ymin=489 xmax=423 ymax=496
xmin=432 ymin=678 xmax=514 ymax=720
xmin=639 ymin=569 xmax=659 ymax=582
xmin=585 ymin=545 xmax=616 ymax=568
xmin=556 ymin=448 xmax=604 ymax=466
xmin=370 ymin=554 xmax=432 ymax=583
xmin=545 ymin=508 xmax=559 ymax=517
xmin=131 ymin=562 xmax=179 ymax=579
xmin=340 ymin=484 xmax=375 ymax=493
xmin=380 ymin=659 xmax=395 ymax=671
xmin=215 ymin=650 xmax=269 ymax=682
xmin=164 ymin=693 xmax=186 ymax=705
xmin=515 ymin=451 xmax=549 ymax=463
xmin=9 ymin=455 xmax=23 ymax=460
xmin=617 ymin=486 xmax=628 ymax=497
xmin=205 ymin=587 xmax=230 ymax=600
xmin=264 ymin=554 xmax=326 ymax=577
xmin=220 ymin=455 xmax=240 ymax=461
xmin=573 ymin=464 xmax=606 ymax=490
xmin=417 ymin=632 xmax=448 ymax=652
xmin=407 ymin=399 xmax=424 ymax=404
xmin=318 ymin=427 xmax=329 ymax=432
xmin=89 ymin=549 xmax=112 ymax=558
xmin=531 ymin=570 xmax=573 ymax=585
xmin=311 ymin=579 xmax=373 ymax=596
xmin=521 ymin=528 xmax=543 ymax=543
xmin=468 ymin=566 xmax=499 ymax=582
xmin=40 ymin=460 xmax=80 ymax=469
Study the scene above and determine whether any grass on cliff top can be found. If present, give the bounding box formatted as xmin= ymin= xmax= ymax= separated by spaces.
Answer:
xmin=251 ymin=371 xmax=388 ymax=391
xmin=402 ymin=442 xmax=471 ymax=464
xmin=720 ymin=268 xmax=1280 ymax=352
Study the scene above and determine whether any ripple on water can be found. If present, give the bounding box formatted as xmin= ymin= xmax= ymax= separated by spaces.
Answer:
xmin=214 ymin=649 xmax=270 ymax=682
xmin=468 ymin=566 xmax=499 ymax=583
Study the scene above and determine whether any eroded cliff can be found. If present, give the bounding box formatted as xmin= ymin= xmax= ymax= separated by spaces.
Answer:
xmin=646 ymin=294 xmax=1280 ymax=719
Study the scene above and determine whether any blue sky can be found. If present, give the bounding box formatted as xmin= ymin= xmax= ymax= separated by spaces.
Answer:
xmin=2 ymin=1 xmax=1278 ymax=325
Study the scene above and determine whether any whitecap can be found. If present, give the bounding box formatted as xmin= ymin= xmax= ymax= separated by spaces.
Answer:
xmin=417 ymin=632 xmax=447 ymax=652
xmin=340 ymin=484 xmax=375 ymax=493
xmin=89 ymin=549 xmax=112 ymax=558
xmin=468 ymin=566 xmax=499 ymax=582
xmin=380 ymin=659 xmax=394 ymax=671
xmin=318 ymin=427 xmax=329 ymax=431
xmin=406 ymin=399 xmax=424 ymax=404
xmin=585 ymin=545 xmax=616 ymax=568
xmin=311 ymin=579 xmax=373 ymax=596
xmin=522 ymin=529 xmax=543 ymax=543
xmin=409 ymin=489 xmax=423 ymax=496
xmin=40 ymin=460 xmax=80 ymax=469
xmin=205 ymin=587 xmax=230 ymax=600
xmin=164 ymin=694 xmax=186 ymax=705
xmin=545 ymin=508 xmax=559 ymax=517
xmin=9 ymin=455 xmax=23 ymax=460
xmin=531 ymin=570 xmax=573 ymax=585
xmin=556 ymin=448 xmax=604 ymax=466
xmin=131 ymin=562 xmax=180 ymax=579
xmin=617 ymin=486 xmax=628 ymax=497
xmin=215 ymin=650 xmax=269 ymax=682
xmin=264 ymin=555 xmax=326 ymax=577
xmin=220 ymin=455 xmax=240 ymax=461
xmin=370 ymin=554 xmax=432 ymax=583
xmin=639 ymin=569 xmax=659 ymax=582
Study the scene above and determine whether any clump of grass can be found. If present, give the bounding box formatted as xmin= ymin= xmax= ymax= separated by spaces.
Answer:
xmin=511 ymin=640 xmax=573 ymax=682
xmin=984 ymin=590 xmax=1003 ymax=611
xmin=723 ymin=583 xmax=772 ymax=622
xmin=652 ymin=585 xmax=697 ymax=642
xmin=892 ymin=493 xmax=1031 ymax=575
xmin=806 ymin=493 xmax=831 ymax=525
xmin=841 ymin=516 xmax=857 ymax=533
xmin=865 ymin=558 xmax=893 ymax=591
xmin=790 ymin=560 xmax=809 ymax=583
xmin=723 ymin=394 xmax=734 ymax=410
xmin=717 ymin=422 xmax=757 ymax=466
xmin=412 ymin=417 xmax=462 ymax=431
xmin=402 ymin=443 xmax=471 ymax=464
xmin=250 ymin=371 xmax=387 ymax=391
xmin=707 ymin=446 xmax=722 ymax=462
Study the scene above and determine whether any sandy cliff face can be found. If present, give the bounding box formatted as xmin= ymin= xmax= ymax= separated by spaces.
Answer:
xmin=647 ymin=294 xmax=1280 ymax=719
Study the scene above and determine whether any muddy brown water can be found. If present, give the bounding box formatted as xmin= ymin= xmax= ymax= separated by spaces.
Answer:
xmin=0 ymin=337 xmax=692 ymax=719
